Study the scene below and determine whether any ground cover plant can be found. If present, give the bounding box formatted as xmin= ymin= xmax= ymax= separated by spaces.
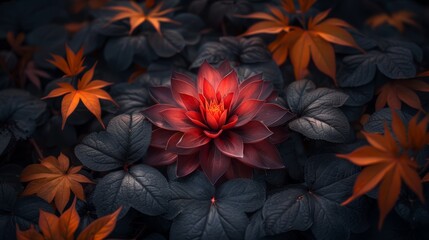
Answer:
xmin=1 ymin=0 xmax=429 ymax=239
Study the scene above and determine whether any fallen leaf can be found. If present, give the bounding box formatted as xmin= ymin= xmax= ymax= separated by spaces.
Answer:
xmin=367 ymin=11 xmax=418 ymax=32
xmin=43 ymin=63 xmax=116 ymax=129
xmin=108 ymin=1 xmax=177 ymax=34
xmin=20 ymin=153 xmax=93 ymax=213
xmin=338 ymin=110 xmax=428 ymax=228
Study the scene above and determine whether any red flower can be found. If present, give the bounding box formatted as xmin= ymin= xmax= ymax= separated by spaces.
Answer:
xmin=143 ymin=61 xmax=293 ymax=183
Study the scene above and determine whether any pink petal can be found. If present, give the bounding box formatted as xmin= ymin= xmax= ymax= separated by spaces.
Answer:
xmin=171 ymin=72 xmax=198 ymax=104
xmin=217 ymin=70 xmax=239 ymax=96
xmin=238 ymin=79 xmax=263 ymax=103
xmin=186 ymin=111 xmax=207 ymax=128
xmin=176 ymin=154 xmax=200 ymax=177
xmin=161 ymin=109 xmax=196 ymax=131
xmin=253 ymin=103 xmax=290 ymax=127
xmin=239 ymin=141 xmax=284 ymax=169
xmin=234 ymin=121 xmax=273 ymax=143
xmin=259 ymin=82 xmax=274 ymax=100
xmin=214 ymin=131 xmax=244 ymax=158
xmin=180 ymin=93 xmax=200 ymax=111
xmin=233 ymin=99 xmax=264 ymax=127
xmin=240 ymin=73 xmax=263 ymax=89
xmin=151 ymin=128 xmax=176 ymax=148
xmin=150 ymin=87 xmax=177 ymax=105
xmin=197 ymin=61 xmax=222 ymax=92
xmin=200 ymin=145 xmax=231 ymax=184
xmin=144 ymin=147 xmax=177 ymax=166
xmin=176 ymin=129 xmax=211 ymax=149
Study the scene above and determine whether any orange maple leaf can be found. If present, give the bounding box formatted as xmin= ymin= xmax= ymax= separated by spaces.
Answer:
xmin=338 ymin=110 xmax=429 ymax=228
xmin=108 ymin=1 xmax=177 ymax=34
xmin=16 ymin=199 xmax=121 ymax=240
xmin=48 ymin=45 xmax=86 ymax=77
xmin=20 ymin=153 xmax=93 ymax=213
xmin=375 ymin=74 xmax=429 ymax=112
xmin=43 ymin=63 xmax=116 ymax=129
xmin=281 ymin=0 xmax=316 ymax=14
xmin=241 ymin=7 xmax=360 ymax=83
xmin=366 ymin=10 xmax=418 ymax=32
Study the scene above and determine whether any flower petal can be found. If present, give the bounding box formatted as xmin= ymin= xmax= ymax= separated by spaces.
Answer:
xmin=254 ymin=103 xmax=292 ymax=127
xmin=224 ymin=161 xmax=253 ymax=179
xmin=239 ymin=141 xmax=284 ymax=169
xmin=171 ymin=72 xmax=198 ymax=103
xmin=233 ymin=99 xmax=264 ymax=127
xmin=214 ymin=131 xmax=244 ymax=158
xmin=160 ymin=109 xmax=196 ymax=131
xmin=197 ymin=61 xmax=222 ymax=92
xmin=180 ymin=93 xmax=200 ymax=111
xmin=144 ymin=147 xmax=177 ymax=166
xmin=177 ymin=154 xmax=200 ymax=177
xmin=177 ymin=129 xmax=211 ymax=149
xmin=186 ymin=111 xmax=207 ymax=128
xmin=234 ymin=121 xmax=273 ymax=143
xmin=203 ymin=78 xmax=216 ymax=100
xmin=150 ymin=87 xmax=177 ymax=105
xmin=217 ymin=70 xmax=239 ymax=96
xmin=151 ymin=128 xmax=176 ymax=148
xmin=204 ymin=129 xmax=223 ymax=138
xmin=143 ymin=104 xmax=179 ymax=130
xmin=200 ymin=145 xmax=231 ymax=184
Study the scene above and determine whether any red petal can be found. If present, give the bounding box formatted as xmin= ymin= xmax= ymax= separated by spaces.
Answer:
xmin=149 ymin=87 xmax=177 ymax=105
xmin=177 ymin=129 xmax=211 ymax=149
xmin=223 ymin=92 xmax=234 ymax=110
xmin=200 ymin=145 xmax=231 ymax=184
xmin=238 ymin=79 xmax=263 ymax=102
xmin=166 ymin=132 xmax=200 ymax=155
xmin=214 ymin=131 xmax=244 ymax=158
xmin=224 ymin=161 xmax=253 ymax=179
xmin=171 ymin=72 xmax=198 ymax=104
xmin=161 ymin=109 xmax=196 ymax=131
xmin=197 ymin=61 xmax=222 ymax=93
xmin=203 ymin=78 xmax=216 ymax=100
xmin=254 ymin=103 xmax=291 ymax=127
xmin=204 ymin=129 xmax=223 ymax=138
xmin=179 ymin=93 xmax=200 ymax=111
xmin=176 ymin=154 xmax=200 ymax=177
xmin=234 ymin=121 xmax=273 ymax=143
xmin=222 ymin=115 xmax=238 ymax=129
xmin=233 ymin=100 xmax=265 ymax=127
xmin=239 ymin=141 xmax=284 ymax=169
xmin=269 ymin=126 xmax=290 ymax=144
xmin=144 ymin=147 xmax=177 ymax=166
xmin=143 ymin=104 xmax=180 ymax=130
xmin=259 ymin=82 xmax=274 ymax=100
xmin=217 ymin=70 xmax=239 ymax=96
xmin=151 ymin=128 xmax=176 ymax=148
xmin=217 ymin=60 xmax=233 ymax=77
xmin=186 ymin=111 xmax=207 ymax=128
xmin=205 ymin=111 xmax=219 ymax=130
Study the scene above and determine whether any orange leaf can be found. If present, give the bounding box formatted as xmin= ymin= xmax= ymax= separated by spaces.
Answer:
xmin=367 ymin=11 xmax=418 ymax=32
xmin=338 ymin=109 xmax=427 ymax=228
xmin=48 ymin=45 xmax=85 ymax=77
xmin=58 ymin=199 xmax=80 ymax=240
xmin=108 ymin=1 xmax=177 ymax=34
xmin=20 ymin=153 xmax=93 ymax=213
xmin=16 ymin=225 xmax=44 ymax=240
xmin=77 ymin=207 xmax=122 ymax=240
xmin=43 ymin=62 xmax=116 ymax=129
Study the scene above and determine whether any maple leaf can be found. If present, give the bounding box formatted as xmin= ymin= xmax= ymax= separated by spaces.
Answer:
xmin=43 ymin=63 xmax=116 ymax=129
xmin=281 ymin=0 xmax=316 ymax=14
xmin=375 ymin=74 xmax=429 ymax=112
xmin=16 ymin=198 xmax=121 ymax=240
xmin=48 ymin=45 xmax=86 ymax=77
xmin=108 ymin=1 xmax=177 ymax=34
xmin=366 ymin=10 xmax=418 ymax=32
xmin=338 ymin=110 xmax=429 ymax=228
xmin=20 ymin=153 xmax=93 ymax=213
xmin=241 ymin=7 xmax=360 ymax=83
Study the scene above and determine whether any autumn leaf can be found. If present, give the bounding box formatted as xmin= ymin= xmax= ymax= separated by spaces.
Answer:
xmin=16 ymin=199 xmax=122 ymax=240
xmin=20 ymin=153 xmax=93 ymax=213
xmin=43 ymin=63 xmax=116 ymax=129
xmin=366 ymin=10 xmax=418 ymax=32
xmin=241 ymin=7 xmax=360 ymax=83
xmin=375 ymin=74 xmax=429 ymax=112
xmin=108 ymin=1 xmax=177 ymax=34
xmin=48 ymin=45 xmax=86 ymax=77
xmin=338 ymin=110 xmax=429 ymax=228
xmin=281 ymin=0 xmax=316 ymax=14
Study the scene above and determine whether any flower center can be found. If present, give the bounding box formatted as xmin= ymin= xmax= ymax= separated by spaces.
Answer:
xmin=207 ymin=100 xmax=225 ymax=118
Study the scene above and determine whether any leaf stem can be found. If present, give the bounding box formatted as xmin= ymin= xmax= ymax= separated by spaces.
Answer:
xmin=29 ymin=138 xmax=44 ymax=161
